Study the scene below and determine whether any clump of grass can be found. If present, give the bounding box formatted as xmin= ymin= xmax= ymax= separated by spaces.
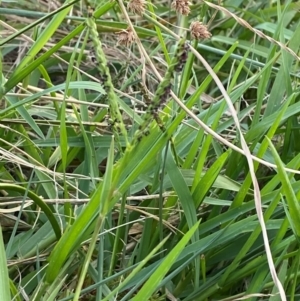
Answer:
xmin=0 ymin=1 xmax=299 ymax=301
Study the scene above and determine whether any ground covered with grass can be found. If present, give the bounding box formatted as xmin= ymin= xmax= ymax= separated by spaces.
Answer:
xmin=0 ymin=0 xmax=300 ymax=300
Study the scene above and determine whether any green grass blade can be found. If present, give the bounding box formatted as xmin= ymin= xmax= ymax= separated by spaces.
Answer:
xmin=0 ymin=0 xmax=79 ymax=47
xmin=192 ymin=151 xmax=229 ymax=209
xmin=0 ymin=225 xmax=10 ymax=301
xmin=267 ymin=137 xmax=300 ymax=238
xmin=0 ymin=184 xmax=61 ymax=239
xmin=166 ymin=146 xmax=198 ymax=239
xmin=10 ymin=0 xmax=75 ymax=77
xmin=103 ymin=234 xmax=171 ymax=301
xmin=3 ymin=94 xmax=45 ymax=138
xmin=131 ymin=220 xmax=200 ymax=300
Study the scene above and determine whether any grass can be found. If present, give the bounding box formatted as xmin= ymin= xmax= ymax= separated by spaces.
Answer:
xmin=0 ymin=0 xmax=300 ymax=300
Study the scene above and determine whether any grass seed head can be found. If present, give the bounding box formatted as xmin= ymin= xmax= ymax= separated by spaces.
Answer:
xmin=117 ymin=27 xmax=135 ymax=47
xmin=127 ymin=0 xmax=146 ymax=15
xmin=190 ymin=21 xmax=211 ymax=40
xmin=171 ymin=0 xmax=191 ymax=15
xmin=174 ymin=41 xmax=189 ymax=72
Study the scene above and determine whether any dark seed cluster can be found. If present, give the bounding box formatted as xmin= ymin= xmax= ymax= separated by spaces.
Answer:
xmin=174 ymin=42 xmax=189 ymax=72
xmin=138 ymin=82 xmax=152 ymax=105
xmin=132 ymin=39 xmax=188 ymax=144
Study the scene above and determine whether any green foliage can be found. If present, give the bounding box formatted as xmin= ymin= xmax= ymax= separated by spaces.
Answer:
xmin=0 ymin=225 xmax=10 ymax=301
xmin=0 ymin=0 xmax=299 ymax=300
